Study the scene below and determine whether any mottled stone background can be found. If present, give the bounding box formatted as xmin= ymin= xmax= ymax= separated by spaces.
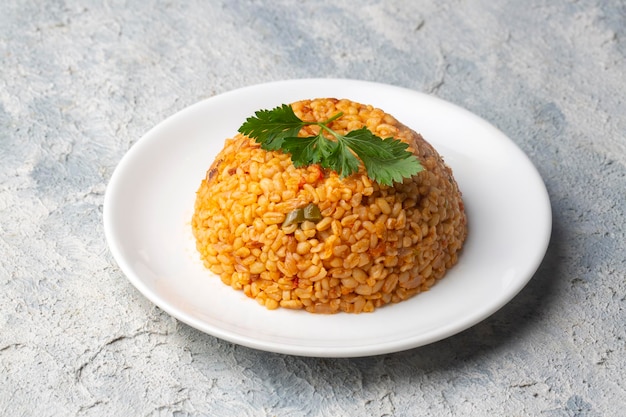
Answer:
xmin=1 ymin=0 xmax=625 ymax=416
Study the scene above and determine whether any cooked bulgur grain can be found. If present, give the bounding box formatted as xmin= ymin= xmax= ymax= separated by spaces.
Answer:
xmin=191 ymin=98 xmax=467 ymax=313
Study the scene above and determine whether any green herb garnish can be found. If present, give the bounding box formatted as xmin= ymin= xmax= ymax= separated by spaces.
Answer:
xmin=238 ymin=104 xmax=423 ymax=186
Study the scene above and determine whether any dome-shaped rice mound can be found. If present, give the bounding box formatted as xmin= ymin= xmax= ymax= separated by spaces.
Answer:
xmin=191 ymin=98 xmax=467 ymax=313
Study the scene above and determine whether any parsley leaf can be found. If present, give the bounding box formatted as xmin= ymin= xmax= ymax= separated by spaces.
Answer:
xmin=281 ymin=133 xmax=338 ymax=167
xmin=341 ymin=128 xmax=422 ymax=186
xmin=323 ymin=134 xmax=361 ymax=179
xmin=238 ymin=104 xmax=303 ymax=150
xmin=237 ymin=104 xmax=423 ymax=185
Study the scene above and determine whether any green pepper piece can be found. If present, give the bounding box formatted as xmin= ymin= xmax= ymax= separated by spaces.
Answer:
xmin=283 ymin=208 xmax=305 ymax=227
xmin=303 ymin=203 xmax=322 ymax=223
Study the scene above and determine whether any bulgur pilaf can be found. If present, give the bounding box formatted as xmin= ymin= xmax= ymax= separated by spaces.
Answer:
xmin=191 ymin=98 xmax=467 ymax=313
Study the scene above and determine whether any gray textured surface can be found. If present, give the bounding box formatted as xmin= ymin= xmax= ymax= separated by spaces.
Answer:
xmin=1 ymin=0 xmax=625 ymax=415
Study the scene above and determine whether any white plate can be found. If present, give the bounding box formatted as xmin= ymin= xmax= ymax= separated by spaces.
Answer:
xmin=103 ymin=79 xmax=551 ymax=357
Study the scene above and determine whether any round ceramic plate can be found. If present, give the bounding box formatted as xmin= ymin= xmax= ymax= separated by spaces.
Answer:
xmin=103 ymin=79 xmax=551 ymax=357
